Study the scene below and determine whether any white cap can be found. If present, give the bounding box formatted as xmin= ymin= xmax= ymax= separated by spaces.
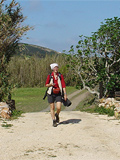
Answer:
xmin=50 ymin=63 xmax=59 ymax=70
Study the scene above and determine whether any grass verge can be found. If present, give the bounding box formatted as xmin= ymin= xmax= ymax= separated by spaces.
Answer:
xmin=70 ymin=89 xmax=87 ymax=100
xmin=75 ymin=93 xmax=96 ymax=113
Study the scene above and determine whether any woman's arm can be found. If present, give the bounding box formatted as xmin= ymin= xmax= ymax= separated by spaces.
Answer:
xmin=63 ymin=88 xmax=67 ymax=101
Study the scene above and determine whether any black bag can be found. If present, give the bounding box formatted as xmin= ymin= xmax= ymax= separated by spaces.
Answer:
xmin=62 ymin=98 xmax=72 ymax=107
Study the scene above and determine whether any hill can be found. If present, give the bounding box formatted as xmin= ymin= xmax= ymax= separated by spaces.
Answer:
xmin=17 ymin=43 xmax=59 ymax=58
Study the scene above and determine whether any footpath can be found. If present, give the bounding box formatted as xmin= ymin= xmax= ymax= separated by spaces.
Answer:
xmin=0 ymin=90 xmax=120 ymax=160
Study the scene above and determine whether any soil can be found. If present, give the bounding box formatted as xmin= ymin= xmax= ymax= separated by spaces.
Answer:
xmin=0 ymin=90 xmax=120 ymax=160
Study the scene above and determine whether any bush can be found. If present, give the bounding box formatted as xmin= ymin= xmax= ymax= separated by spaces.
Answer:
xmin=11 ymin=110 xmax=23 ymax=119
xmin=94 ymin=106 xmax=115 ymax=116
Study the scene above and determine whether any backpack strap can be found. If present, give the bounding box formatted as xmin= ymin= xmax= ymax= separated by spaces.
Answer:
xmin=49 ymin=72 xmax=61 ymax=82
xmin=58 ymin=72 xmax=61 ymax=80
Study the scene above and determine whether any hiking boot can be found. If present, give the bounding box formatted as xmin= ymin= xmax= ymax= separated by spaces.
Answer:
xmin=55 ymin=113 xmax=59 ymax=123
xmin=53 ymin=120 xmax=57 ymax=127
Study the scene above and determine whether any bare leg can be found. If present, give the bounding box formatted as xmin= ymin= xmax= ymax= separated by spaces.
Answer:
xmin=50 ymin=103 xmax=57 ymax=127
xmin=55 ymin=102 xmax=62 ymax=123
xmin=56 ymin=102 xmax=62 ymax=115
xmin=50 ymin=103 xmax=55 ymax=120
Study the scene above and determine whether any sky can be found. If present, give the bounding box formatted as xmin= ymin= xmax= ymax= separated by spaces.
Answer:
xmin=6 ymin=0 xmax=120 ymax=52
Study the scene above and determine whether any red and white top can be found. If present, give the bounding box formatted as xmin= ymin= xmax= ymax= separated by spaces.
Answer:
xmin=45 ymin=72 xmax=66 ymax=88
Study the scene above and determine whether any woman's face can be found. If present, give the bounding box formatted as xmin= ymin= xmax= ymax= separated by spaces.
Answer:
xmin=53 ymin=66 xmax=58 ymax=73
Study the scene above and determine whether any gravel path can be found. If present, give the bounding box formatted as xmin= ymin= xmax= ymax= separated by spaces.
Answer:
xmin=0 ymin=90 xmax=120 ymax=160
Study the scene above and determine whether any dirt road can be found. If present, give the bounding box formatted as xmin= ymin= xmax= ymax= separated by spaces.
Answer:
xmin=0 ymin=91 xmax=120 ymax=160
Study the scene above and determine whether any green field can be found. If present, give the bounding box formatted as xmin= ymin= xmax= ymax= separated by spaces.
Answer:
xmin=11 ymin=86 xmax=78 ymax=113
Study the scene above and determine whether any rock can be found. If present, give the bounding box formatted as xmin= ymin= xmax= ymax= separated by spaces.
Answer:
xmin=99 ymin=103 xmax=105 ymax=107
xmin=105 ymin=98 xmax=115 ymax=105
xmin=0 ymin=102 xmax=9 ymax=111
xmin=114 ymin=102 xmax=120 ymax=108
xmin=0 ymin=102 xmax=12 ymax=119
xmin=0 ymin=107 xmax=11 ymax=119
xmin=99 ymin=98 xmax=106 ymax=103
xmin=99 ymin=98 xmax=120 ymax=118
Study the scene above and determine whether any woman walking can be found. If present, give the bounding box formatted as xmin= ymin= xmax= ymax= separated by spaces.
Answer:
xmin=45 ymin=63 xmax=67 ymax=127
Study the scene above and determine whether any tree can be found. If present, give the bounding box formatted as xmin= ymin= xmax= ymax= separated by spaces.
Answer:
xmin=92 ymin=17 xmax=120 ymax=97
xmin=65 ymin=17 xmax=120 ymax=99
xmin=0 ymin=0 xmax=31 ymax=101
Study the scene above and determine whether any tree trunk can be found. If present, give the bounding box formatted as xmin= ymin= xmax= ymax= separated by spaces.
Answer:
xmin=99 ymin=81 xmax=104 ymax=99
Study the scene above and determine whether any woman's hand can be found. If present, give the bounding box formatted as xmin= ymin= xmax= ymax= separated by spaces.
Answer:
xmin=46 ymin=83 xmax=55 ymax=87
xmin=51 ymin=83 xmax=55 ymax=86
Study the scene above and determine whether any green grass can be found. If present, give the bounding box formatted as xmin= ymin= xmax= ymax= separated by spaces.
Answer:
xmin=66 ymin=86 xmax=78 ymax=95
xmin=94 ymin=106 xmax=114 ymax=116
xmin=1 ymin=121 xmax=13 ymax=128
xmin=12 ymin=87 xmax=48 ymax=112
xmin=11 ymin=86 xmax=78 ymax=113
xmin=11 ymin=110 xmax=24 ymax=119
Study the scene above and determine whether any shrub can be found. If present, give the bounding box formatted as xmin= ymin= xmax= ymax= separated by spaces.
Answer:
xmin=94 ymin=106 xmax=115 ymax=116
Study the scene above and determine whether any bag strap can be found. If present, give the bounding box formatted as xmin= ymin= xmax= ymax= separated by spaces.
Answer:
xmin=49 ymin=72 xmax=61 ymax=82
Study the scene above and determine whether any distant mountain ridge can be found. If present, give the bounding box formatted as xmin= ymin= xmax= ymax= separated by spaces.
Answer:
xmin=17 ymin=43 xmax=59 ymax=58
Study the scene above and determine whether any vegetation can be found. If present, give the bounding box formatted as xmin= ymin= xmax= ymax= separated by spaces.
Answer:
xmin=1 ymin=122 xmax=13 ymax=128
xmin=75 ymin=93 xmax=96 ymax=112
xmin=7 ymin=53 xmax=78 ymax=88
xmin=64 ymin=17 xmax=120 ymax=99
xmin=0 ymin=0 xmax=31 ymax=101
xmin=75 ymin=93 xmax=114 ymax=116
xmin=94 ymin=106 xmax=114 ymax=117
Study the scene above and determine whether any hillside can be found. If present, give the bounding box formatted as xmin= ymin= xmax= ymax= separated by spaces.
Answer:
xmin=17 ymin=43 xmax=59 ymax=58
